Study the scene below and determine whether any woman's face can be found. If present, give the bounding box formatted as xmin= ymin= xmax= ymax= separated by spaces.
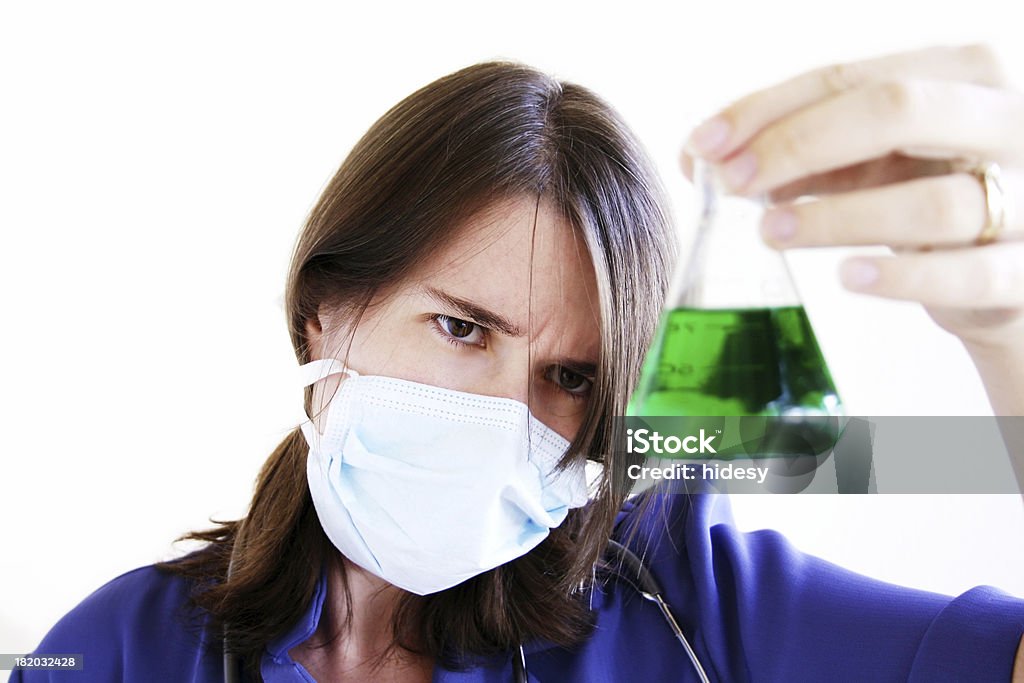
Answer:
xmin=306 ymin=194 xmax=602 ymax=441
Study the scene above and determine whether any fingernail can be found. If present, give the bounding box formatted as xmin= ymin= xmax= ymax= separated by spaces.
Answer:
xmin=761 ymin=209 xmax=797 ymax=243
xmin=717 ymin=151 xmax=757 ymax=191
xmin=686 ymin=116 xmax=731 ymax=157
xmin=840 ymin=259 xmax=880 ymax=290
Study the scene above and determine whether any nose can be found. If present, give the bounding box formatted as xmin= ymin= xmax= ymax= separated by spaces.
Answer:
xmin=464 ymin=356 xmax=583 ymax=443
xmin=469 ymin=359 xmax=532 ymax=405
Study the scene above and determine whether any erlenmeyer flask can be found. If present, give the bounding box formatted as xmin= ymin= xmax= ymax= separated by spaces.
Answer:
xmin=629 ymin=158 xmax=843 ymax=418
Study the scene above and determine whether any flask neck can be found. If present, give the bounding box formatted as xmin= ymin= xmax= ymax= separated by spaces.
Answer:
xmin=669 ymin=159 xmax=802 ymax=310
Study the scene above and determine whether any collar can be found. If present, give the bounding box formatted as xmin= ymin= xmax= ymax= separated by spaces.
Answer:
xmin=264 ymin=558 xmax=329 ymax=660
xmin=256 ymin=494 xmax=682 ymax=671
xmin=258 ymin=557 xmax=566 ymax=672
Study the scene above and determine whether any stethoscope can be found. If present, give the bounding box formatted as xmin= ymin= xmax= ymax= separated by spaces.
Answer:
xmin=223 ymin=538 xmax=712 ymax=683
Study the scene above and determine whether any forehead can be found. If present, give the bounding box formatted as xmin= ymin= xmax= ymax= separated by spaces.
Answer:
xmin=410 ymin=194 xmax=601 ymax=347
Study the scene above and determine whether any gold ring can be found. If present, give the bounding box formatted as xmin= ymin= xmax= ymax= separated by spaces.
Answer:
xmin=956 ymin=160 xmax=1007 ymax=246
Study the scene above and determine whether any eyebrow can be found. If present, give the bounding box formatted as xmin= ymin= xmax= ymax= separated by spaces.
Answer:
xmin=423 ymin=286 xmax=525 ymax=337
xmin=421 ymin=285 xmax=599 ymax=378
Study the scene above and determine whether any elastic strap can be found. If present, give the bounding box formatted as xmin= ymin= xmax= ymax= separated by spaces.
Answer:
xmin=297 ymin=358 xmax=359 ymax=388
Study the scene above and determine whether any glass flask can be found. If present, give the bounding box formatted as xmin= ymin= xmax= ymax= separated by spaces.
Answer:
xmin=628 ymin=158 xmax=843 ymax=419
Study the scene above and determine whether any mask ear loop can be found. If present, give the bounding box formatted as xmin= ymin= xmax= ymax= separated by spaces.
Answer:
xmin=297 ymin=359 xmax=360 ymax=444
xmin=297 ymin=357 xmax=359 ymax=388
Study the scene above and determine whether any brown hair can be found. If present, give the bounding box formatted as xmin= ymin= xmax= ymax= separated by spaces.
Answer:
xmin=155 ymin=59 xmax=675 ymax=679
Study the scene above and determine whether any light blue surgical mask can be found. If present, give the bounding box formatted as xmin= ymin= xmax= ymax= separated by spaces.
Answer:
xmin=298 ymin=358 xmax=590 ymax=595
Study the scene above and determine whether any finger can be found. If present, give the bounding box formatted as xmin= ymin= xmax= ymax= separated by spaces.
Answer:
xmin=680 ymin=149 xmax=694 ymax=183
xmin=838 ymin=241 xmax=1024 ymax=308
xmin=719 ymin=80 xmax=1024 ymax=196
xmin=761 ymin=170 xmax=1024 ymax=250
xmin=685 ymin=43 xmax=1006 ymax=161
xmin=766 ymin=154 xmax=953 ymax=203
xmin=680 ymin=150 xmax=951 ymax=200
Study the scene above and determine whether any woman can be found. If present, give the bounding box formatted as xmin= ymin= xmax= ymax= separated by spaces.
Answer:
xmin=13 ymin=44 xmax=1024 ymax=682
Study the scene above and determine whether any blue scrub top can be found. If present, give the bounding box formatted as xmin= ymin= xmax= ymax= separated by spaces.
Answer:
xmin=11 ymin=492 xmax=1024 ymax=682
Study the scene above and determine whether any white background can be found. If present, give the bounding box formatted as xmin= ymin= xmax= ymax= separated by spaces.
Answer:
xmin=2 ymin=0 xmax=1023 ymax=655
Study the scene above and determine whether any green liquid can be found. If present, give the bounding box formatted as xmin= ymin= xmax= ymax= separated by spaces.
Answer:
xmin=628 ymin=306 xmax=841 ymax=417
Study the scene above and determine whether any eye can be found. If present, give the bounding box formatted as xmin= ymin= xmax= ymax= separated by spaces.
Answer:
xmin=548 ymin=364 xmax=593 ymax=399
xmin=431 ymin=314 xmax=486 ymax=347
